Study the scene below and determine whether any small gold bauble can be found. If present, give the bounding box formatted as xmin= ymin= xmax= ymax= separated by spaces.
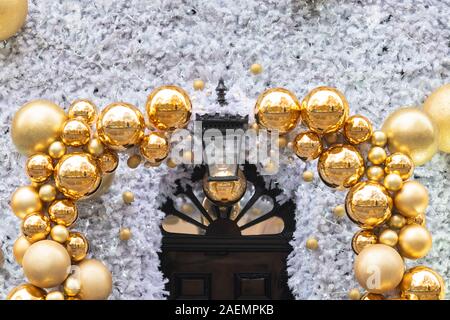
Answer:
xmin=360 ymin=292 xmax=385 ymax=300
xmin=50 ymin=225 xmax=69 ymax=243
xmin=203 ymin=169 xmax=247 ymax=206
xmin=146 ymin=86 xmax=192 ymax=131
xmin=388 ymin=214 xmax=406 ymax=229
xmin=48 ymin=141 xmax=67 ymax=159
xmin=64 ymin=275 xmax=81 ymax=297
xmin=423 ymin=84 xmax=450 ymax=153
xmin=394 ymin=181 xmax=428 ymax=218
xmin=46 ymin=291 xmax=65 ymax=300
xmin=77 ymin=259 xmax=113 ymax=300
xmin=306 ymin=237 xmax=319 ymax=250
xmin=87 ymin=138 xmax=104 ymax=157
xmin=68 ymin=99 xmax=98 ymax=125
xmin=383 ymin=173 xmax=403 ymax=192
xmin=61 ymin=118 xmax=91 ymax=147
xmin=398 ymin=224 xmax=432 ymax=259
xmin=7 ymin=284 xmax=46 ymax=300
xmin=122 ymin=191 xmax=135 ymax=204
xmin=38 ymin=184 xmax=57 ymax=202
xmin=97 ymin=102 xmax=145 ymax=150
xmin=368 ymin=146 xmax=386 ymax=165
xmin=302 ymin=170 xmax=314 ymax=182
xmin=66 ymin=232 xmax=89 ymax=262
xmin=127 ymin=154 xmax=142 ymax=169
xmin=333 ymin=205 xmax=346 ymax=218
xmin=381 ymin=107 xmax=439 ymax=165
xmin=26 ymin=153 xmax=53 ymax=183
xmin=293 ymin=131 xmax=323 ymax=161
xmin=343 ymin=115 xmax=373 ymax=144
xmin=97 ymin=149 xmax=119 ymax=174
xmin=22 ymin=240 xmax=71 ymax=288
xmin=384 ymin=152 xmax=414 ymax=180
xmin=193 ymin=79 xmax=205 ymax=91
xmin=22 ymin=213 xmax=51 ymax=243
xmin=0 ymin=0 xmax=28 ymax=40
xmin=48 ymin=199 xmax=78 ymax=226
xmin=13 ymin=236 xmax=31 ymax=265
xmin=301 ymin=86 xmax=349 ymax=134
xmin=407 ymin=212 xmax=426 ymax=226
xmin=366 ymin=166 xmax=385 ymax=182
xmin=254 ymin=88 xmax=301 ymax=134
xmin=379 ymin=229 xmax=398 ymax=247
xmin=140 ymin=132 xmax=170 ymax=164
xmin=354 ymin=244 xmax=405 ymax=294
xmin=12 ymin=99 xmax=67 ymax=156
xmin=346 ymin=181 xmax=393 ymax=228
xmin=11 ymin=186 xmax=42 ymax=219
xmin=371 ymin=131 xmax=387 ymax=147
xmin=54 ymin=153 xmax=102 ymax=200
xmin=400 ymin=266 xmax=445 ymax=300
xmin=166 ymin=158 xmax=177 ymax=168
xmin=352 ymin=230 xmax=377 ymax=254
xmin=250 ymin=63 xmax=263 ymax=75
xmin=348 ymin=288 xmax=361 ymax=300
xmin=317 ymin=144 xmax=365 ymax=189
xmin=119 ymin=228 xmax=132 ymax=241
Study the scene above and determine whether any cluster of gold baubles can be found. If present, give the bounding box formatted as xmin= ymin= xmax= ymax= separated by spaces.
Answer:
xmin=255 ymin=85 xmax=448 ymax=300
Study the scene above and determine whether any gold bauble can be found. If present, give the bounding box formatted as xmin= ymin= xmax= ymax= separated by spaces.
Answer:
xmin=0 ymin=0 xmax=28 ymax=40
xmin=22 ymin=240 xmax=71 ymax=288
xmin=354 ymin=244 xmax=405 ymax=294
xmin=68 ymin=99 xmax=98 ymax=125
xmin=379 ymin=229 xmax=398 ymax=247
xmin=11 ymin=186 xmax=42 ymax=219
xmin=383 ymin=173 xmax=403 ymax=192
xmin=166 ymin=158 xmax=177 ymax=168
xmin=333 ymin=205 xmax=346 ymax=218
xmin=13 ymin=235 xmax=30 ymax=265
xmin=38 ymin=184 xmax=56 ymax=202
xmin=119 ymin=228 xmax=132 ymax=241
xmin=368 ymin=147 xmax=386 ymax=165
xmin=26 ymin=153 xmax=53 ymax=183
xmin=146 ymin=86 xmax=192 ymax=131
xmin=407 ymin=212 xmax=426 ymax=226
xmin=48 ymin=141 xmax=66 ymax=159
xmin=398 ymin=224 xmax=432 ymax=259
xmin=277 ymin=136 xmax=288 ymax=148
xmin=254 ymin=88 xmax=301 ymax=134
xmin=293 ymin=131 xmax=323 ymax=161
xmin=423 ymin=84 xmax=450 ymax=152
xmin=394 ymin=181 xmax=429 ymax=218
xmin=306 ymin=237 xmax=319 ymax=250
xmin=97 ymin=102 xmax=145 ymax=150
xmin=46 ymin=291 xmax=65 ymax=300
xmin=6 ymin=284 xmax=46 ymax=300
xmin=366 ymin=166 xmax=385 ymax=182
xmin=51 ymin=225 xmax=69 ymax=243
xmin=87 ymin=138 xmax=104 ymax=157
xmin=193 ymin=79 xmax=205 ymax=91
xmin=12 ymin=99 xmax=67 ymax=156
xmin=352 ymin=230 xmax=377 ymax=254
xmin=140 ymin=132 xmax=170 ymax=164
xmin=302 ymin=170 xmax=314 ymax=182
xmin=250 ymin=63 xmax=263 ymax=75
xmin=385 ymin=153 xmax=414 ymax=181
xmin=64 ymin=275 xmax=81 ymax=297
xmin=48 ymin=199 xmax=78 ymax=226
xmin=317 ymin=144 xmax=365 ymax=188
xmin=343 ymin=115 xmax=373 ymax=144
xmin=66 ymin=232 xmax=89 ymax=262
xmin=54 ymin=153 xmax=102 ymax=200
xmin=400 ymin=266 xmax=445 ymax=300
xmin=348 ymin=288 xmax=361 ymax=300
xmin=127 ymin=154 xmax=142 ymax=169
xmin=122 ymin=191 xmax=135 ymax=204
xmin=360 ymin=293 xmax=385 ymax=300
xmin=97 ymin=149 xmax=119 ymax=174
xmin=301 ymin=86 xmax=349 ymax=134
xmin=381 ymin=107 xmax=439 ymax=165
xmin=346 ymin=181 xmax=393 ymax=228
xmin=203 ymin=169 xmax=247 ymax=206
xmin=371 ymin=131 xmax=387 ymax=147
xmin=77 ymin=259 xmax=112 ymax=300
xmin=61 ymin=118 xmax=91 ymax=147
xmin=388 ymin=214 xmax=406 ymax=229
xmin=22 ymin=213 xmax=51 ymax=243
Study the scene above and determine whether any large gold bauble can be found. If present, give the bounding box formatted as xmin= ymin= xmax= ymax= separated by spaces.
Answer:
xmin=22 ymin=213 xmax=51 ymax=243
xmin=345 ymin=181 xmax=393 ymax=228
xmin=0 ymin=0 xmax=28 ymax=41
xmin=301 ymin=86 xmax=349 ymax=134
xmin=97 ymin=102 xmax=145 ymax=150
xmin=22 ymin=240 xmax=71 ymax=288
xmin=423 ymin=84 xmax=450 ymax=152
xmin=381 ymin=107 xmax=439 ymax=165
xmin=13 ymin=235 xmax=31 ymax=265
xmin=354 ymin=244 xmax=405 ymax=294
xmin=384 ymin=152 xmax=414 ymax=180
xmin=203 ymin=169 xmax=247 ymax=206
xmin=317 ymin=144 xmax=364 ymax=188
xmin=48 ymin=199 xmax=78 ymax=226
xmin=11 ymin=186 xmax=42 ymax=219
xmin=54 ymin=153 xmax=102 ymax=200
xmin=400 ymin=266 xmax=445 ymax=300
xmin=352 ymin=230 xmax=377 ymax=254
xmin=66 ymin=232 xmax=89 ymax=262
xmin=26 ymin=153 xmax=53 ymax=183
xmin=77 ymin=259 xmax=112 ymax=300
xmin=254 ymin=88 xmax=301 ymax=134
xmin=11 ymin=99 xmax=67 ymax=156
xmin=343 ymin=115 xmax=373 ymax=144
xmin=146 ymin=86 xmax=192 ymax=131
xmin=398 ymin=224 xmax=432 ymax=259
xmin=293 ymin=131 xmax=323 ymax=161
xmin=61 ymin=118 xmax=91 ymax=147
xmin=97 ymin=149 xmax=119 ymax=174
xmin=394 ymin=181 xmax=429 ymax=218
xmin=140 ymin=132 xmax=170 ymax=164
xmin=68 ymin=99 xmax=98 ymax=125
xmin=6 ymin=283 xmax=46 ymax=300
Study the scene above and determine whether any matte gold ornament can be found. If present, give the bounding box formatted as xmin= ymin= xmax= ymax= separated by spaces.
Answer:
xmin=383 ymin=173 xmax=403 ymax=192
xmin=352 ymin=230 xmax=377 ymax=254
xmin=348 ymin=288 xmax=361 ymax=300
xmin=146 ymin=86 xmax=192 ymax=131
xmin=333 ymin=205 xmax=346 ymax=218
xmin=54 ymin=153 xmax=102 ymax=200
xmin=6 ymin=284 xmax=46 ymax=300
xmin=368 ymin=147 xmax=386 ymax=165
xmin=48 ymin=199 xmax=78 ymax=227
xmin=140 ymin=132 xmax=170 ymax=164
xmin=317 ymin=144 xmax=365 ymax=188
xmin=87 ymin=138 xmax=104 ymax=157
xmin=389 ymin=214 xmax=406 ymax=229
xmin=22 ymin=213 xmax=51 ymax=243
xmin=11 ymin=99 xmax=67 ymax=156
xmin=306 ymin=237 xmax=319 ymax=250
xmin=302 ymin=170 xmax=314 ymax=182
xmin=203 ymin=169 xmax=247 ymax=206
xmin=346 ymin=181 xmax=393 ymax=228
xmin=22 ymin=240 xmax=71 ymax=288
xmin=64 ymin=275 xmax=81 ymax=297
xmin=11 ymin=186 xmax=42 ymax=219
xmin=97 ymin=149 xmax=119 ymax=174
xmin=48 ymin=141 xmax=66 ymax=159
xmin=122 ymin=191 xmax=135 ymax=204
xmin=0 ymin=0 xmax=28 ymax=41
xmin=382 ymin=107 xmax=439 ymax=165
xmin=66 ymin=232 xmax=89 ymax=262
xmin=26 ymin=153 xmax=53 ymax=183
xmin=119 ymin=228 xmax=132 ymax=241
xmin=68 ymin=99 xmax=98 ymax=125
xmin=384 ymin=152 xmax=414 ymax=180
xmin=193 ymin=79 xmax=205 ymax=91
xmin=366 ymin=166 xmax=384 ymax=182
xmin=77 ymin=259 xmax=112 ymax=300
xmin=343 ymin=115 xmax=373 ymax=144
xmin=398 ymin=224 xmax=432 ymax=259
xmin=301 ymin=86 xmax=349 ymax=134
xmin=423 ymin=84 xmax=450 ymax=153
xmin=400 ymin=266 xmax=445 ymax=300
xmin=360 ymin=293 xmax=385 ymax=300
xmin=250 ymin=63 xmax=263 ymax=75
xmin=51 ymin=225 xmax=69 ymax=243
xmin=354 ymin=244 xmax=405 ymax=294
xmin=378 ymin=229 xmax=398 ymax=247
xmin=61 ymin=119 xmax=91 ymax=147
xmin=13 ymin=236 xmax=30 ymax=265
xmin=293 ymin=131 xmax=323 ymax=161
xmin=97 ymin=102 xmax=145 ymax=150
xmin=38 ymin=184 xmax=57 ymax=202
xmin=394 ymin=181 xmax=428 ymax=218
xmin=254 ymin=88 xmax=301 ymax=134
xmin=371 ymin=131 xmax=387 ymax=147
xmin=46 ymin=291 xmax=65 ymax=300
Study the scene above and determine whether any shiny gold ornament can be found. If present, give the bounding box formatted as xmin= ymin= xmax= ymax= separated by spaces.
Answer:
xmin=302 ymin=170 xmax=314 ymax=182
xmin=379 ymin=229 xmax=398 ymax=247
xmin=306 ymin=237 xmax=319 ymax=250
xmin=394 ymin=181 xmax=428 ymax=218
xmin=119 ymin=228 xmax=132 ymax=241
xmin=54 ymin=153 xmax=102 ymax=200
xmin=424 ymin=84 xmax=450 ymax=152
xmin=68 ymin=99 xmax=98 ymax=125
xmin=97 ymin=102 xmax=145 ymax=150
xmin=22 ymin=240 xmax=71 ymax=288
xmin=77 ymin=259 xmax=112 ymax=300
xmin=38 ymin=184 xmax=56 ymax=202
xmin=61 ymin=118 xmax=91 ymax=146
xmin=344 ymin=115 xmax=373 ymax=144
xmin=360 ymin=293 xmax=385 ymax=300
xmin=97 ymin=149 xmax=119 ymax=174
xmin=122 ymin=191 xmax=135 ymax=204
xmin=354 ymin=244 xmax=405 ymax=294
xmin=87 ymin=138 xmax=104 ymax=157
xmin=66 ymin=232 xmax=89 ymax=262
xmin=146 ymin=86 xmax=192 ymax=131
xmin=13 ymin=236 xmax=30 ymax=265
xmin=250 ymin=63 xmax=263 ymax=75
xmin=48 ymin=141 xmax=67 ymax=159
xmin=140 ymin=132 xmax=170 ymax=164
xmin=254 ymin=88 xmax=301 ymax=134
xmin=389 ymin=214 xmax=406 ymax=229
xmin=333 ymin=205 xmax=346 ymax=218
xmin=383 ymin=173 xmax=403 ymax=192
xmin=64 ymin=275 xmax=81 ymax=297
xmin=22 ymin=213 xmax=51 ymax=243
xmin=203 ymin=169 xmax=247 ymax=206
xmin=48 ymin=199 xmax=78 ymax=226
xmin=46 ymin=291 xmax=65 ymax=300
xmin=384 ymin=154 xmax=414 ymax=182
xmin=398 ymin=224 xmax=432 ymax=259
xmin=348 ymin=288 xmax=361 ymax=300
xmin=407 ymin=212 xmax=426 ymax=226
xmin=352 ymin=230 xmax=378 ymax=254
xmin=293 ymin=131 xmax=323 ymax=161
xmin=366 ymin=166 xmax=385 ymax=182
xmin=317 ymin=144 xmax=365 ymax=188
xmin=0 ymin=0 xmax=28 ymax=40
xmin=193 ymin=79 xmax=205 ymax=91
xmin=6 ymin=284 xmax=46 ymax=300
xmin=400 ymin=266 xmax=445 ymax=300
xmin=371 ymin=131 xmax=387 ymax=147
xmin=382 ymin=107 xmax=439 ymax=165
xmin=127 ymin=154 xmax=142 ymax=169
xmin=368 ymin=147 xmax=386 ymax=165
xmin=11 ymin=186 xmax=42 ymax=219
xmin=51 ymin=225 xmax=69 ymax=243
xmin=26 ymin=153 xmax=53 ymax=183
xmin=346 ymin=181 xmax=393 ymax=228
xmin=12 ymin=99 xmax=67 ymax=156
xmin=301 ymin=86 xmax=349 ymax=134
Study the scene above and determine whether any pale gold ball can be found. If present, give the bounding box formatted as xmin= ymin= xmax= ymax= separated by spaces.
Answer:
xmin=64 ymin=275 xmax=81 ymax=297
xmin=378 ymin=229 xmax=399 ymax=247
xmin=119 ymin=228 xmax=132 ymax=241
xmin=13 ymin=236 xmax=30 ymax=265
xmin=366 ymin=166 xmax=385 ymax=181
xmin=11 ymin=186 xmax=42 ymax=219
xmin=250 ymin=63 xmax=263 ymax=75
xmin=48 ymin=141 xmax=67 ymax=159
xmin=46 ymin=291 xmax=65 ymax=300
xmin=87 ymin=138 xmax=105 ymax=157
xmin=0 ymin=0 xmax=28 ymax=41
xmin=38 ymin=184 xmax=57 ymax=202
xmin=193 ymin=79 xmax=205 ymax=91
xmin=398 ymin=224 xmax=432 ymax=260
xmin=333 ymin=205 xmax=346 ymax=218
xmin=423 ymin=84 xmax=450 ymax=153
xmin=51 ymin=225 xmax=69 ymax=243
xmin=122 ymin=191 xmax=135 ymax=204
xmin=368 ymin=146 xmax=387 ymax=165
xmin=394 ymin=181 xmax=429 ymax=218
xmin=388 ymin=214 xmax=406 ymax=229
xmin=306 ymin=237 xmax=319 ymax=250
xmin=127 ymin=154 xmax=142 ymax=169
xmin=166 ymin=158 xmax=177 ymax=168
xmin=383 ymin=173 xmax=403 ymax=192
xmin=302 ymin=170 xmax=314 ymax=182
xmin=348 ymin=288 xmax=361 ymax=300
xmin=371 ymin=131 xmax=387 ymax=147
xmin=77 ymin=259 xmax=112 ymax=300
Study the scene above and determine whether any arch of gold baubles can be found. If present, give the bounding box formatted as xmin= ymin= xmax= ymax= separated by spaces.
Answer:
xmin=7 ymin=83 xmax=450 ymax=300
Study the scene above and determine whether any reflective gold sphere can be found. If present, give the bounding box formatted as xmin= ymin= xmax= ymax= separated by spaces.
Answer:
xmin=68 ymin=99 xmax=98 ymax=125
xmin=400 ymin=266 xmax=445 ymax=300
xmin=383 ymin=173 xmax=403 ymax=192
xmin=50 ymin=225 xmax=69 ymax=243
xmin=26 ymin=153 xmax=53 ymax=183
xmin=394 ymin=181 xmax=429 ymax=218
xmin=371 ymin=131 xmax=387 ymax=147
xmin=48 ymin=199 xmax=78 ymax=227
xmin=366 ymin=166 xmax=385 ymax=182
xmin=87 ymin=138 xmax=105 ymax=157
xmin=385 ymin=152 xmax=414 ymax=180
xmin=0 ymin=0 xmax=28 ymax=41
xmin=66 ymin=232 xmax=89 ymax=262
xmin=97 ymin=149 xmax=119 ymax=174
xmin=352 ymin=230 xmax=377 ymax=254
xmin=6 ymin=284 xmax=46 ymax=300
xmin=48 ymin=141 xmax=67 ymax=159
xmin=293 ymin=131 xmax=323 ymax=161
xmin=146 ymin=86 xmax=192 ymax=131
xmin=378 ymin=229 xmax=398 ymax=247
xmin=368 ymin=147 xmax=387 ymax=165
xmin=423 ymin=84 xmax=450 ymax=153
xmin=13 ymin=236 xmax=31 ymax=265
xmin=398 ymin=224 xmax=432 ymax=259
xmin=61 ymin=118 xmax=91 ymax=147
xmin=344 ymin=115 xmax=373 ymax=144
xmin=140 ymin=132 xmax=170 ymax=164
xmin=22 ymin=213 xmax=51 ymax=243
xmin=77 ymin=259 xmax=112 ymax=300
xmin=11 ymin=186 xmax=42 ymax=219
xmin=203 ymin=169 xmax=247 ymax=206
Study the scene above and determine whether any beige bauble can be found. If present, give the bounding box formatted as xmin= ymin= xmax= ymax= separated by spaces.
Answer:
xmin=78 ymin=259 xmax=113 ymax=300
xmin=0 ymin=0 xmax=28 ymax=41
xmin=13 ymin=236 xmax=31 ymax=265
xmin=10 ymin=186 xmax=42 ymax=219
xmin=423 ymin=84 xmax=450 ymax=152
